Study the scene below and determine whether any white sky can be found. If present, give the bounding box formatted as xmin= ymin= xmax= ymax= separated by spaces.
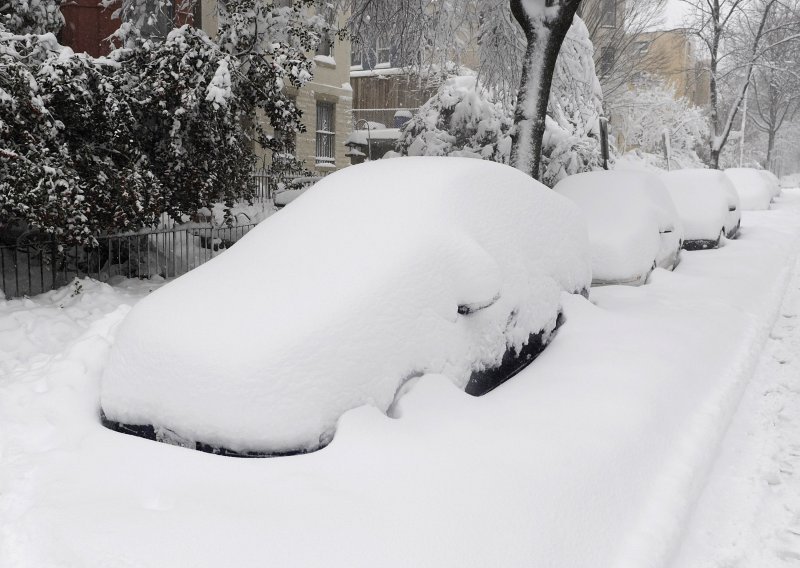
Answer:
xmin=663 ymin=0 xmax=691 ymax=29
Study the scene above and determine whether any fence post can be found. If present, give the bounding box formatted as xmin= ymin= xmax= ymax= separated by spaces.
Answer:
xmin=599 ymin=117 xmax=610 ymax=170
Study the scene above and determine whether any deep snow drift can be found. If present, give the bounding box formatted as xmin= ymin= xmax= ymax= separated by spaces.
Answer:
xmin=100 ymin=158 xmax=591 ymax=454
xmin=2 ymin=190 xmax=799 ymax=568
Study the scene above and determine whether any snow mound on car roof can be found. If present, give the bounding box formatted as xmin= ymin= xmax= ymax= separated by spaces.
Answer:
xmin=100 ymin=157 xmax=591 ymax=454
xmin=660 ymin=170 xmax=729 ymax=242
xmin=725 ymin=168 xmax=773 ymax=210
xmin=554 ymin=171 xmax=662 ymax=285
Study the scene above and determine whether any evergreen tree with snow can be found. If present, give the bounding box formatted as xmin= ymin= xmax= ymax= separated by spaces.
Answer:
xmin=0 ymin=0 xmax=63 ymax=35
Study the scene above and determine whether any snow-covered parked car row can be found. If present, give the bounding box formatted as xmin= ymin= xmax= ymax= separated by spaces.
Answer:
xmin=99 ymin=159 xmax=778 ymax=458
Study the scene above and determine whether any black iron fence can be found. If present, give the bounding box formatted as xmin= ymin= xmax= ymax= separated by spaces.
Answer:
xmin=1 ymin=223 xmax=258 ymax=299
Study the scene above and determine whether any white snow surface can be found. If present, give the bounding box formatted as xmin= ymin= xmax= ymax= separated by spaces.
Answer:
xmin=726 ymin=168 xmax=774 ymax=210
xmin=2 ymin=191 xmax=800 ymax=568
xmin=554 ymin=171 xmax=671 ymax=284
xmin=660 ymin=169 xmax=730 ymax=242
xmin=99 ymin=158 xmax=591 ymax=453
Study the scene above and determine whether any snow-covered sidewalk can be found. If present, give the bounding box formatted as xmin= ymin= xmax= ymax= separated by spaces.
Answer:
xmin=671 ymin=235 xmax=800 ymax=567
xmin=1 ymin=191 xmax=800 ymax=568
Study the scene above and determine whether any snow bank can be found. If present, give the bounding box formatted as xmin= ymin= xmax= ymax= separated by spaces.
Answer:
xmin=660 ymin=170 xmax=730 ymax=245
xmin=100 ymin=158 xmax=591 ymax=454
xmin=725 ymin=168 xmax=773 ymax=210
xmin=554 ymin=171 xmax=672 ymax=285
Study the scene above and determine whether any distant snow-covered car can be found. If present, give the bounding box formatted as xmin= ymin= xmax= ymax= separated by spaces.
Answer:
xmin=554 ymin=171 xmax=681 ymax=286
xmin=725 ymin=168 xmax=773 ymax=210
xmin=100 ymin=158 xmax=592 ymax=457
xmin=759 ymin=169 xmax=781 ymax=199
xmin=660 ymin=169 xmax=736 ymax=248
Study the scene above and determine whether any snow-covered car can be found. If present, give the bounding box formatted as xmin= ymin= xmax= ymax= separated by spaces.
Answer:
xmin=725 ymin=168 xmax=773 ymax=210
xmin=660 ymin=169 xmax=737 ymax=248
xmin=554 ymin=171 xmax=681 ymax=286
xmin=759 ymin=169 xmax=781 ymax=199
xmin=100 ymin=158 xmax=592 ymax=457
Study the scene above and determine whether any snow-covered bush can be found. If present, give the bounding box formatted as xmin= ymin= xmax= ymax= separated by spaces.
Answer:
xmin=613 ymin=75 xmax=709 ymax=164
xmin=1 ymin=1 xmax=329 ymax=244
xmin=396 ymin=75 xmax=512 ymax=163
xmin=0 ymin=0 xmax=63 ymax=35
xmin=0 ymin=28 xmax=254 ymax=244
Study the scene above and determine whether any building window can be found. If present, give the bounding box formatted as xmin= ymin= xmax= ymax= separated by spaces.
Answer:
xmin=634 ymin=41 xmax=649 ymax=55
xmin=600 ymin=47 xmax=616 ymax=76
xmin=315 ymin=101 xmax=336 ymax=166
xmin=316 ymin=7 xmax=334 ymax=57
xmin=375 ymin=36 xmax=391 ymax=67
xmin=350 ymin=36 xmax=391 ymax=70
xmin=600 ymin=0 xmax=617 ymax=28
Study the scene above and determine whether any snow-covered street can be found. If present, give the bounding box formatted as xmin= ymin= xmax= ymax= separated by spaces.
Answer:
xmin=0 ymin=190 xmax=798 ymax=567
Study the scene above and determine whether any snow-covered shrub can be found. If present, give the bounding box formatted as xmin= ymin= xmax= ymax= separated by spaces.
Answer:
xmin=396 ymin=75 xmax=512 ymax=163
xmin=1 ymin=1 xmax=330 ymax=244
xmin=0 ymin=0 xmax=63 ymax=35
xmin=613 ymin=75 xmax=709 ymax=163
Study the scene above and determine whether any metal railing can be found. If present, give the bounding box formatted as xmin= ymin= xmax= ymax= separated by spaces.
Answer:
xmin=0 ymin=222 xmax=259 ymax=299
xmin=351 ymin=108 xmax=418 ymax=129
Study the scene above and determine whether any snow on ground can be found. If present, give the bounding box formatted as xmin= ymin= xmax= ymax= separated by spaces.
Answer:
xmin=671 ymin=197 xmax=800 ymax=567
xmin=1 ymin=190 xmax=800 ymax=567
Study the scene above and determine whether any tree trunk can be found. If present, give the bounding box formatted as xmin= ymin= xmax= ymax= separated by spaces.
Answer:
xmin=765 ymin=128 xmax=776 ymax=167
xmin=708 ymin=1 xmax=721 ymax=169
xmin=509 ymin=0 xmax=582 ymax=181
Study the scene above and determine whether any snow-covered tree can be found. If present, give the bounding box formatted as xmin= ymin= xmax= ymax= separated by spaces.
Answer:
xmin=613 ymin=75 xmax=709 ymax=159
xmin=398 ymin=14 xmax=605 ymax=187
xmin=396 ymin=75 xmax=512 ymax=162
xmin=0 ymin=0 xmax=63 ymax=35
xmin=681 ymin=0 xmax=798 ymax=168
xmin=508 ymin=0 xmax=584 ymax=180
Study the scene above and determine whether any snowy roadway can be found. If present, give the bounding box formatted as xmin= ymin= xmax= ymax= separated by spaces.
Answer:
xmin=1 ymin=190 xmax=800 ymax=567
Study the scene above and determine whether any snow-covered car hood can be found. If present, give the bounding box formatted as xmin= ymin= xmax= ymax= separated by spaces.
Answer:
xmin=100 ymin=158 xmax=592 ymax=454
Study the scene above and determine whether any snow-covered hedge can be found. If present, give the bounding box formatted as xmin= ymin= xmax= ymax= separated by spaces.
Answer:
xmin=0 ymin=0 xmax=63 ymax=35
xmin=1 ymin=1 xmax=326 ymax=245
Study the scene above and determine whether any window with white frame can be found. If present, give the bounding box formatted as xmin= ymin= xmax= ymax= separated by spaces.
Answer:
xmin=315 ymin=101 xmax=336 ymax=165
xmin=350 ymin=36 xmax=391 ymax=70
